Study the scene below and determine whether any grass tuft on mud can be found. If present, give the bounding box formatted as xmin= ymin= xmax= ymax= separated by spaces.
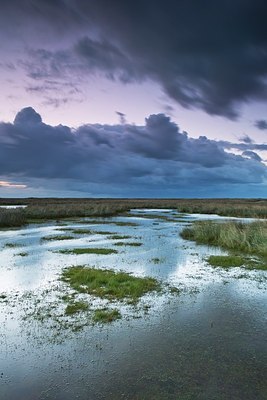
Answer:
xmin=110 ymin=234 xmax=132 ymax=240
xmin=41 ymin=235 xmax=75 ymax=241
xmin=57 ymin=248 xmax=118 ymax=255
xmin=67 ymin=229 xmax=93 ymax=234
xmin=61 ymin=266 xmax=161 ymax=303
xmin=65 ymin=301 xmax=89 ymax=315
xmin=114 ymin=241 xmax=142 ymax=247
xmin=92 ymin=308 xmax=121 ymax=323
xmin=208 ymin=255 xmax=245 ymax=268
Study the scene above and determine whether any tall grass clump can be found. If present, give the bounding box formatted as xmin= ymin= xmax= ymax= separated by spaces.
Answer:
xmin=181 ymin=220 xmax=267 ymax=257
xmin=0 ymin=209 xmax=26 ymax=228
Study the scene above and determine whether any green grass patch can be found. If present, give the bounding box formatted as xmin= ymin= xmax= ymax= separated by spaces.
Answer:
xmin=61 ymin=294 xmax=75 ymax=302
xmin=207 ymin=255 xmax=245 ymax=268
xmin=110 ymin=234 xmax=132 ymax=240
xmin=61 ymin=266 xmax=161 ymax=303
xmin=70 ymin=229 xmax=94 ymax=234
xmin=65 ymin=301 xmax=89 ymax=315
xmin=41 ymin=235 xmax=75 ymax=241
xmin=114 ymin=241 xmax=142 ymax=246
xmin=57 ymin=247 xmax=118 ymax=255
xmin=92 ymin=308 xmax=121 ymax=323
xmin=112 ymin=221 xmax=138 ymax=227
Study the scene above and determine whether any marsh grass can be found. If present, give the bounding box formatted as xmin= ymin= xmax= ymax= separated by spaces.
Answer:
xmin=110 ymin=234 xmax=132 ymax=240
xmin=61 ymin=266 xmax=161 ymax=303
xmin=4 ymin=242 xmax=21 ymax=248
xmin=181 ymin=220 xmax=267 ymax=270
xmin=181 ymin=220 xmax=267 ymax=256
xmin=208 ymin=255 xmax=245 ymax=268
xmin=92 ymin=308 xmax=121 ymax=323
xmin=65 ymin=301 xmax=89 ymax=315
xmin=0 ymin=208 xmax=26 ymax=228
xmin=1 ymin=198 xmax=267 ymax=228
xmin=68 ymin=229 xmax=94 ymax=234
xmin=57 ymin=248 xmax=118 ymax=255
xmin=92 ymin=231 xmax=115 ymax=235
xmin=111 ymin=221 xmax=139 ymax=227
xmin=114 ymin=242 xmax=142 ymax=246
xmin=41 ymin=235 xmax=75 ymax=241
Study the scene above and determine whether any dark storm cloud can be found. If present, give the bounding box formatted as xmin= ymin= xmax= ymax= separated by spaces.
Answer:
xmin=0 ymin=108 xmax=266 ymax=194
xmin=4 ymin=0 xmax=267 ymax=118
xmin=255 ymin=119 xmax=267 ymax=130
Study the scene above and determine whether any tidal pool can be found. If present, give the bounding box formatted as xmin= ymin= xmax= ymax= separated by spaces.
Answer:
xmin=0 ymin=209 xmax=266 ymax=400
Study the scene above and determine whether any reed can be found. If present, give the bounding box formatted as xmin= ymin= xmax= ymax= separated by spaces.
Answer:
xmin=0 ymin=208 xmax=26 ymax=227
xmin=181 ymin=220 xmax=267 ymax=257
xmin=1 ymin=198 xmax=267 ymax=228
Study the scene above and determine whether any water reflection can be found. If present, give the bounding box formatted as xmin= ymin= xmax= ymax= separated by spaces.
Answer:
xmin=0 ymin=209 xmax=266 ymax=400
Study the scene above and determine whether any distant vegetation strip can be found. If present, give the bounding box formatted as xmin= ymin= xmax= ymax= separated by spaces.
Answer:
xmin=0 ymin=198 xmax=267 ymax=228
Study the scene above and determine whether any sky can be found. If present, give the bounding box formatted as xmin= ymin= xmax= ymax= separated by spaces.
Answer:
xmin=0 ymin=0 xmax=267 ymax=198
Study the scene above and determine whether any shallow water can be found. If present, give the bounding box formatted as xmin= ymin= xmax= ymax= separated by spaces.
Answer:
xmin=0 ymin=205 xmax=27 ymax=209
xmin=0 ymin=209 xmax=266 ymax=400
